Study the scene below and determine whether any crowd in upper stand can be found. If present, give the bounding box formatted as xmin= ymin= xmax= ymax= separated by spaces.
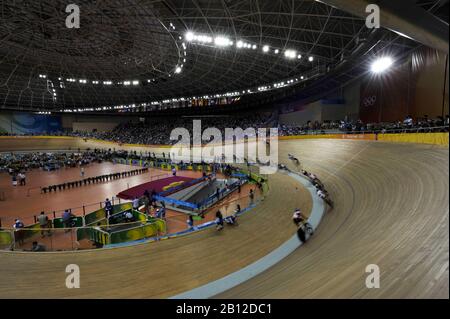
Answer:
xmin=278 ymin=115 xmax=449 ymax=136
xmin=0 ymin=150 xmax=112 ymax=174
xmin=90 ymin=113 xmax=272 ymax=145
xmin=0 ymin=113 xmax=448 ymax=146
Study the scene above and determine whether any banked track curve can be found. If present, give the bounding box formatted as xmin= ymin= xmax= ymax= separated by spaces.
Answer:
xmin=0 ymin=139 xmax=448 ymax=298
xmin=219 ymin=139 xmax=449 ymax=298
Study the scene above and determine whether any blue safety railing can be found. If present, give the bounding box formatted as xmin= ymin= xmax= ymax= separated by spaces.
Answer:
xmin=152 ymin=194 xmax=199 ymax=210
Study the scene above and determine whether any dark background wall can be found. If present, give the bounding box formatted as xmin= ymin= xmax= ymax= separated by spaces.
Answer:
xmin=279 ymin=48 xmax=449 ymax=125
xmin=360 ymin=48 xmax=448 ymax=123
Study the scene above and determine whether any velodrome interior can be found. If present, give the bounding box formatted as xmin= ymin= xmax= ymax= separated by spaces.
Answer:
xmin=0 ymin=0 xmax=449 ymax=300
xmin=0 ymin=137 xmax=448 ymax=298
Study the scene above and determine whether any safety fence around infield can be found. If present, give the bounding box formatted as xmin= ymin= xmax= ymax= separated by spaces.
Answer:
xmin=0 ymin=164 xmax=268 ymax=251
xmin=0 ymin=188 xmax=264 ymax=251
xmin=0 ymin=202 xmax=165 ymax=251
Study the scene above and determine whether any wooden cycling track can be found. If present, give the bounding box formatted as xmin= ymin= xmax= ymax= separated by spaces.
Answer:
xmin=0 ymin=138 xmax=448 ymax=298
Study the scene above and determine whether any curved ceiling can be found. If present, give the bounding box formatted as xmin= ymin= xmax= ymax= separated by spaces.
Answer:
xmin=0 ymin=0 xmax=447 ymax=112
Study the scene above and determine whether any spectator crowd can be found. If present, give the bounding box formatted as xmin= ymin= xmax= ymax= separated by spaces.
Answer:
xmin=1 ymin=113 xmax=448 ymax=146
xmin=0 ymin=149 xmax=113 ymax=175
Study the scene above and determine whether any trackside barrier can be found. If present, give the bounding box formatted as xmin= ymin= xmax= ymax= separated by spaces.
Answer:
xmin=0 ymin=230 xmax=13 ymax=249
xmin=278 ymin=131 xmax=449 ymax=146
xmin=77 ymin=227 xmax=110 ymax=246
xmin=1 ymin=158 xmax=267 ymax=251
xmin=84 ymin=202 xmax=133 ymax=226
xmin=278 ymin=133 xmax=376 ymax=141
xmin=104 ymin=191 xmax=264 ymax=248
xmin=20 ymin=223 xmax=41 ymax=240
xmin=53 ymin=217 xmax=83 ymax=228
xmin=114 ymin=157 xmax=214 ymax=173
xmin=237 ymin=169 xmax=268 ymax=184
xmin=28 ymin=196 xmax=124 ymax=227
xmin=377 ymin=132 xmax=449 ymax=145
xmin=109 ymin=218 xmax=166 ymax=244
xmin=76 ymin=215 xmax=166 ymax=246
xmin=2 ymin=181 xmax=263 ymax=251
xmin=153 ymin=195 xmax=198 ymax=210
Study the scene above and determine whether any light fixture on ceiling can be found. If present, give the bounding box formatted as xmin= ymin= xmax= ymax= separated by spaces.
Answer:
xmin=214 ymin=36 xmax=233 ymax=47
xmin=371 ymin=56 xmax=393 ymax=74
xmin=185 ymin=32 xmax=194 ymax=41
xmin=284 ymin=50 xmax=297 ymax=59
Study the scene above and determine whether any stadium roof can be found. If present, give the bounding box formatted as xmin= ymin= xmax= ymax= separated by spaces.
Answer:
xmin=0 ymin=0 xmax=448 ymax=113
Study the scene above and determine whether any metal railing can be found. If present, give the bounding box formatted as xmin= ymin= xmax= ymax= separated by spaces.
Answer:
xmin=0 ymin=189 xmax=264 ymax=252
xmin=280 ymin=125 xmax=449 ymax=136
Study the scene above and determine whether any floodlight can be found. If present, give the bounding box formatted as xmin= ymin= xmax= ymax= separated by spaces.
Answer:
xmin=185 ymin=32 xmax=194 ymax=41
xmin=371 ymin=57 xmax=393 ymax=73
xmin=214 ymin=36 xmax=231 ymax=46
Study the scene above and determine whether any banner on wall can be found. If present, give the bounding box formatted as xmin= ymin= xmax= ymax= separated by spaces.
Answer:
xmin=359 ymin=79 xmax=381 ymax=123
xmin=0 ymin=113 xmax=62 ymax=134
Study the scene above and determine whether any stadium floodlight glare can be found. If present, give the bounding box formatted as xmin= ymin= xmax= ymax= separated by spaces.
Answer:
xmin=252 ymin=44 xmax=257 ymax=50
xmin=284 ymin=50 xmax=297 ymax=59
xmin=371 ymin=57 xmax=393 ymax=74
xmin=237 ymin=40 xmax=244 ymax=48
xmin=262 ymin=45 xmax=269 ymax=52
xmin=274 ymin=49 xmax=279 ymax=54
xmin=175 ymin=66 xmax=182 ymax=74
xmin=200 ymin=35 xmax=212 ymax=43
xmin=132 ymin=80 xmax=139 ymax=85
xmin=297 ymin=54 xmax=302 ymax=59
xmin=214 ymin=36 xmax=232 ymax=46
xmin=308 ymin=56 xmax=314 ymax=62
xmin=185 ymin=32 xmax=195 ymax=41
